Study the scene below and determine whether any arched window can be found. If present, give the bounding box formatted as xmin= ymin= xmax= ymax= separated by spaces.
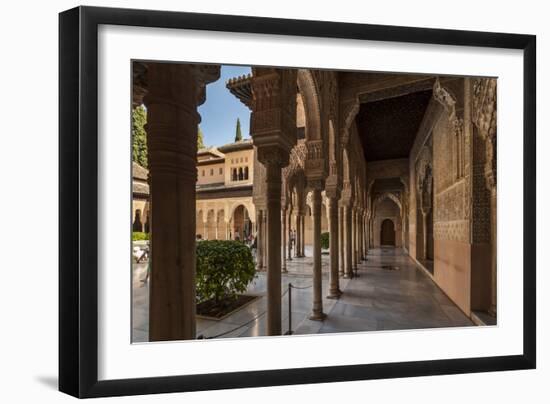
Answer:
xmin=232 ymin=168 xmax=237 ymax=181
xmin=238 ymin=167 xmax=244 ymax=181
xmin=244 ymin=166 xmax=249 ymax=180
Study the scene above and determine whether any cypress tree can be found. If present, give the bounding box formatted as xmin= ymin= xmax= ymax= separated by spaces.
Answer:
xmin=234 ymin=118 xmax=243 ymax=142
xmin=132 ymin=105 xmax=148 ymax=168
xmin=198 ymin=126 xmax=205 ymax=149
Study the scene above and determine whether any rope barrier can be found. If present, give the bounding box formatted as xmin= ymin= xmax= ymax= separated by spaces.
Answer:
xmin=202 ymin=283 xmax=304 ymax=339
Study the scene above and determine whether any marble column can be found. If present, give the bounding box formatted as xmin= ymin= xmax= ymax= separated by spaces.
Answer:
xmin=146 ymin=63 xmax=219 ymax=341
xmin=344 ymin=205 xmax=352 ymax=278
xmin=262 ymin=152 xmax=285 ymax=335
xmin=262 ymin=212 xmax=268 ymax=268
xmin=301 ymin=214 xmax=306 ymax=256
xmin=282 ymin=208 xmax=287 ymax=273
xmin=327 ymin=197 xmax=341 ymax=298
xmin=296 ymin=212 xmax=302 ymax=257
xmin=310 ymin=187 xmax=326 ymax=320
xmin=351 ymin=208 xmax=358 ymax=271
xmin=257 ymin=210 xmax=264 ymax=270
xmin=287 ymin=208 xmax=293 ymax=260
xmin=338 ymin=205 xmax=344 ymax=276
xmin=358 ymin=211 xmax=364 ymax=260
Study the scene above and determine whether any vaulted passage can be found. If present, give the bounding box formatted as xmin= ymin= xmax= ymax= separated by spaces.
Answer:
xmin=132 ymin=63 xmax=497 ymax=341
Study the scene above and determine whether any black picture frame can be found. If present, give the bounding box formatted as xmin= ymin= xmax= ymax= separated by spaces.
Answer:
xmin=59 ymin=5 xmax=536 ymax=398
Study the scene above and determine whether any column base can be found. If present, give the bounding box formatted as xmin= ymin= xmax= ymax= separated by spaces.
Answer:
xmin=309 ymin=311 xmax=327 ymax=321
xmin=343 ymin=273 xmax=351 ymax=279
xmin=282 ymin=268 xmax=288 ymax=274
xmin=327 ymin=289 xmax=342 ymax=299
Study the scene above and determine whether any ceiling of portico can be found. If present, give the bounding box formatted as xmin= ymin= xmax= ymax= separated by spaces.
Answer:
xmin=355 ymin=89 xmax=433 ymax=162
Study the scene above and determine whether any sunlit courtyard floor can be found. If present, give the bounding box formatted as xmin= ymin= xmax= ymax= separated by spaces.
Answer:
xmin=132 ymin=246 xmax=473 ymax=342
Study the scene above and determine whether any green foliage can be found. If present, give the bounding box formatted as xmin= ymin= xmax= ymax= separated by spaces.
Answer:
xmin=320 ymin=232 xmax=330 ymax=250
xmin=198 ymin=126 xmax=205 ymax=149
xmin=234 ymin=118 xmax=243 ymax=142
xmin=132 ymin=105 xmax=148 ymax=168
xmin=196 ymin=240 xmax=256 ymax=303
xmin=132 ymin=232 xmax=149 ymax=241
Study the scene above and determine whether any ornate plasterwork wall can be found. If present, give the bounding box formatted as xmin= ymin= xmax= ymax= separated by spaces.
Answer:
xmin=430 ymin=78 xmax=471 ymax=243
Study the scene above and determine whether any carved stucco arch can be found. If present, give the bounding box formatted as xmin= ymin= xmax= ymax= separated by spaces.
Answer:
xmin=374 ymin=192 xmax=402 ymax=216
xmin=228 ymin=201 xmax=256 ymax=223
xmin=340 ymin=98 xmax=360 ymax=145
xmin=297 ymin=69 xmax=322 ymax=142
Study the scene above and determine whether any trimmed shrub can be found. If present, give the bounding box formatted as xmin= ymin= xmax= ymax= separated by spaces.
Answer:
xmin=132 ymin=232 xmax=149 ymax=241
xmin=196 ymin=240 xmax=256 ymax=304
xmin=320 ymin=232 xmax=330 ymax=250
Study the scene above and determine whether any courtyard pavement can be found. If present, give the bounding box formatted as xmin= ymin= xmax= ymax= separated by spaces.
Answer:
xmin=132 ymin=246 xmax=473 ymax=342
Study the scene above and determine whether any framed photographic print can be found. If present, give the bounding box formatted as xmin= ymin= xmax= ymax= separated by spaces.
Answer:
xmin=59 ymin=6 xmax=536 ymax=398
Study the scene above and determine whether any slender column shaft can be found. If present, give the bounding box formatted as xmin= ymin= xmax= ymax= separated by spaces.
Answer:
xmin=301 ymin=215 xmax=306 ymax=256
xmin=296 ymin=213 xmax=302 ymax=257
xmin=257 ymin=210 xmax=264 ymax=270
xmin=265 ymin=163 xmax=283 ymax=335
xmin=262 ymin=213 xmax=267 ymax=268
xmin=146 ymin=63 xmax=200 ymax=341
xmin=339 ymin=206 xmax=344 ymax=275
xmin=310 ymin=189 xmax=326 ymax=320
xmin=351 ymin=209 xmax=357 ymax=271
xmin=328 ymin=197 xmax=341 ymax=298
xmin=282 ymin=209 xmax=287 ymax=273
xmin=358 ymin=213 xmax=363 ymax=260
xmin=344 ymin=205 xmax=352 ymax=278
xmin=287 ymin=210 xmax=293 ymax=260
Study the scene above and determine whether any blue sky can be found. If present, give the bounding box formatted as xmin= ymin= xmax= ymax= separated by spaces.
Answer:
xmin=198 ymin=65 xmax=252 ymax=147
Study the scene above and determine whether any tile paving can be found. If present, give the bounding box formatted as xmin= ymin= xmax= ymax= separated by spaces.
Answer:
xmin=132 ymin=246 xmax=473 ymax=342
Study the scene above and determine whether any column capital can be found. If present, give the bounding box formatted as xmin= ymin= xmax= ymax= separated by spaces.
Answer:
xmin=250 ymin=68 xmax=297 ymax=154
xmin=307 ymin=178 xmax=325 ymax=192
xmin=257 ymin=145 xmax=290 ymax=169
xmin=304 ymin=139 xmax=327 ymax=179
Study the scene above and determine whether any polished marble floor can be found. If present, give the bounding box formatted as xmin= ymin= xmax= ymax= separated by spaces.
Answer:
xmin=132 ymin=246 xmax=473 ymax=342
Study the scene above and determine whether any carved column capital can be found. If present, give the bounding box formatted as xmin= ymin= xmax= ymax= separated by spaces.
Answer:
xmin=250 ymin=68 xmax=297 ymax=153
xmin=257 ymin=146 xmax=290 ymax=169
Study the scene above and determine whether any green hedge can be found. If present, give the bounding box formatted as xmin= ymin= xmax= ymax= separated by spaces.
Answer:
xmin=320 ymin=232 xmax=330 ymax=250
xmin=196 ymin=240 xmax=256 ymax=304
xmin=132 ymin=232 xmax=149 ymax=241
